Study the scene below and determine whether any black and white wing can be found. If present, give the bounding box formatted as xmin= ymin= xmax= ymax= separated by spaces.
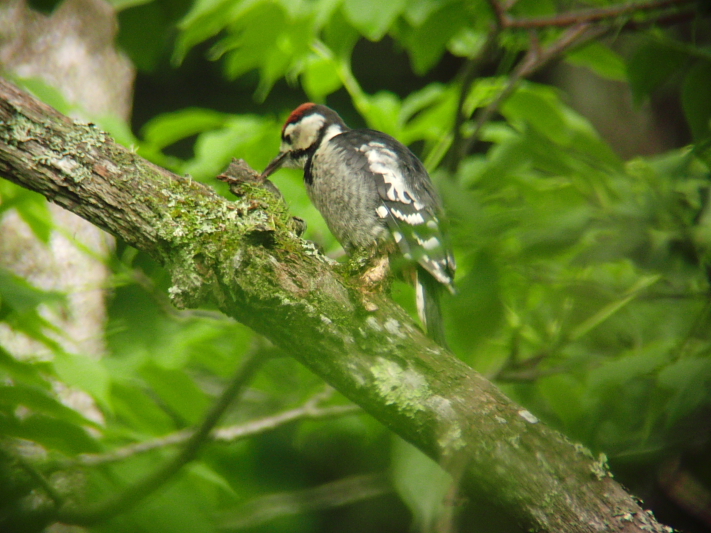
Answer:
xmin=348 ymin=130 xmax=456 ymax=292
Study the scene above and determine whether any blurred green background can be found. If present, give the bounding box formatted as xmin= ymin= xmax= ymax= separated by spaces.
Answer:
xmin=1 ymin=0 xmax=711 ymax=531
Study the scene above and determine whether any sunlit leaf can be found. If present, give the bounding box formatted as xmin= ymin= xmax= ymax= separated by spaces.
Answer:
xmin=141 ymin=108 xmax=229 ymax=150
xmin=302 ymin=55 xmax=342 ymax=101
xmin=343 ymin=0 xmax=407 ymax=41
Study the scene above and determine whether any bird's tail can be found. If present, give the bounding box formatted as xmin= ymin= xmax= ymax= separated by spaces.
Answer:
xmin=415 ymin=265 xmax=449 ymax=349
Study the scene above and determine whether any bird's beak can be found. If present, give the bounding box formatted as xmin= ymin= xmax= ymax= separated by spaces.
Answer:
xmin=260 ymin=152 xmax=288 ymax=180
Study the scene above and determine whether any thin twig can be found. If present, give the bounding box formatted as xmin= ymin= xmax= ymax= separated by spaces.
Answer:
xmin=495 ymin=0 xmax=696 ymax=29
xmin=460 ymin=23 xmax=607 ymax=158
xmin=460 ymin=24 xmax=607 ymax=159
xmin=486 ymin=0 xmax=508 ymax=28
xmin=15 ymin=454 xmax=65 ymax=508
xmin=445 ymin=33 xmax=500 ymax=173
xmin=217 ymin=472 xmax=392 ymax=530
xmin=68 ymin=396 xmax=360 ymax=467
xmin=56 ymin=349 xmax=265 ymax=526
xmin=458 ymin=0 xmax=700 ymax=163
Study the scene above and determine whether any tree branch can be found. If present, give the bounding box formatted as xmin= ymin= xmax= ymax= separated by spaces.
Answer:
xmin=0 ymin=78 xmax=671 ymax=533
xmin=460 ymin=22 xmax=607 ymax=159
xmin=456 ymin=0 xmax=699 ymax=167
xmin=490 ymin=0 xmax=697 ymax=29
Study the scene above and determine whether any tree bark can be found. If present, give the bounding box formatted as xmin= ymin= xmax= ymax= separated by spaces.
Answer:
xmin=0 ymin=78 xmax=670 ymax=533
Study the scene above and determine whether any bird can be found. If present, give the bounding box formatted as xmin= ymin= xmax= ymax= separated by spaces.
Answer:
xmin=261 ymin=103 xmax=455 ymax=347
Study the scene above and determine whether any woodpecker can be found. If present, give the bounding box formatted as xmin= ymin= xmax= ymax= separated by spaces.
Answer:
xmin=262 ymin=103 xmax=455 ymax=347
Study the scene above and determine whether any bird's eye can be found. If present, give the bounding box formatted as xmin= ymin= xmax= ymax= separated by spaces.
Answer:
xmin=283 ymin=134 xmax=292 ymax=144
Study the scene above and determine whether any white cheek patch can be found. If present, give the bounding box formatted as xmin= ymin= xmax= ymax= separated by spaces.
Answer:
xmin=286 ymin=114 xmax=325 ymax=150
xmin=283 ymin=123 xmax=296 ymax=138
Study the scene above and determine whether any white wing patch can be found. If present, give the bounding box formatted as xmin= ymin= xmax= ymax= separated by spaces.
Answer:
xmin=390 ymin=208 xmax=424 ymax=225
xmin=415 ymin=274 xmax=427 ymax=329
xmin=376 ymin=205 xmax=389 ymax=218
xmin=416 ymin=235 xmax=441 ymax=251
xmin=359 ymin=142 xmax=424 ymax=210
xmin=356 ymin=139 xmax=455 ymax=292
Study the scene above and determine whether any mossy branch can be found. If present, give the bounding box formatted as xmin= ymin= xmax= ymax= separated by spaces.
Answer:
xmin=0 ymin=78 xmax=669 ymax=533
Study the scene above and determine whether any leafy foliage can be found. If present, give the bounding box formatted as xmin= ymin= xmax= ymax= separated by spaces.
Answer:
xmin=2 ymin=0 xmax=711 ymax=531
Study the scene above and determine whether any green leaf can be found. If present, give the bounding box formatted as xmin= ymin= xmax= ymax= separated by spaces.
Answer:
xmin=342 ymin=0 xmax=407 ymax=41
xmin=446 ymin=251 xmax=503 ymax=350
xmin=0 ymin=181 xmax=53 ymax=243
xmin=360 ymin=91 xmax=402 ymax=136
xmin=658 ymin=357 xmax=711 ymax=426
xmin=142 ymin=108 xmax=229 ymax=150
xmin=399 ymin=83 xmax=457 ymax=146
xmin=94 ymin=114 xmax=142 ymax=149
xmin=140 ymin=364 xmax=210 ymax=424
xmin=448 ymin=27 xmax=487 ymax=58
xmin=0 ymin=413 xmax=99 ymax=454
xmin=183 ymin=116 xmax=276 ymax=180
xmin=538 ymin=374 xmax=584 ymax=430
xmin=0 ymin=267 xmax=64 ymax=313
xmin=682 ymin=60 xmax=711 ymax=142
xmin=302 ymin=55 xmax=343 ymax=101
xmin=400 ymin=83 xmax=447 ymax=122
xmin=464 ymin=77 xmax=507 ymax=117
xmin=117 ymin=1 xmax=173 ymax=72
xmin=569 ymin=274 xmax=661 ymax=341
xmin=323 ymin=7 xmax=360 ymax=59
xmin=403 ymin=3 xmax=468 ymax=74
xmin=511 ymin=0 xmax=556 ymax=18
xmin=11 ymin=76 xmax=77 ymax=115
xmin=53 ymin=352 xmax=111 ymax=409
xmin=566 ymin=42 xmax=627 ymax=82
xmin=0 ymin=384 xmax=95 ymax=427
xmin=185 ymin=462 xmax=237 ymax=496
xmin=107 ymin=0 xmax=153 ymax=10
xmin=403 ymin=0 xmax=448 ymax=26
xmin=174 ymin=0 xmax=241 ymax=63
xmin=502 ymin=85 xmax=571 ymax=146
xmin=392 ymin=437 xmax=452 ymax=531
xmin=217 ymin=3 xmax=286 ymax=77
xmin=500 ymin=83 xmax=621 ymax=168
xmin=627 ymin=40 xmax=688 ymax=105
xmin=110 ymin=380 xmax=176 ymax=436
xmin=587 ymin=344 xmax=671 ymax=393
xmin=0 ymin=346 xmax=52 ymax=389
xmin=109 ymin=473 xmax=216 ymax=533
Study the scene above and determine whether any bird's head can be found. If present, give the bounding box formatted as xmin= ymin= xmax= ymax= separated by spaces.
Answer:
xmin=261 ymin=103 xmax=347 ymax=178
